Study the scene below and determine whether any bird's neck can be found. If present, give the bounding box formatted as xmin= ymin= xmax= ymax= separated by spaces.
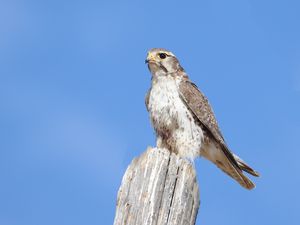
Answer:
xmin=151 ymin=71 xmax=188 ymax=86
xmin=151 ymin=69 xmax=187 ymax=81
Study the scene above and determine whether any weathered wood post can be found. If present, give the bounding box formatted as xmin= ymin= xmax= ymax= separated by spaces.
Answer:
xmin=113 ymin=147 xmax=200 ymax=225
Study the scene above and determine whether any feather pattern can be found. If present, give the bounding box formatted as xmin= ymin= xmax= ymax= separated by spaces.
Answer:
xmin=178 ymin=79 xmax=259 ymax=189
xmin=145 ymin=48 xmax=259 ymax=190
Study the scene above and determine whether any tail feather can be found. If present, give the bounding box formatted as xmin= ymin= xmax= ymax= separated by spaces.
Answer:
xmin=201 ymin=142 xmax=259 ymax=190
xmin=215 ymin=158 xmax=256 ymax=190
xmin=233 ymin=153 xmax=260 ymax=177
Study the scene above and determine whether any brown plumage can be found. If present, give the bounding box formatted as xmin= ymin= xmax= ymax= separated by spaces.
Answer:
xmin=145 ymin=48 xmax=259 ymax=189
xmin=179 ymin=80 xmax=259 ymax=189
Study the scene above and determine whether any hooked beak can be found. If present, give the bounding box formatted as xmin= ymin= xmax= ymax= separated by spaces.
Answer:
xmin=145 ymin=52 xmax=156 ymax=64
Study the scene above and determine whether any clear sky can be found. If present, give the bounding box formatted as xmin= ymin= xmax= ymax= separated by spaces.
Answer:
xmin=1 ymin=0 xmax=299 ymax=224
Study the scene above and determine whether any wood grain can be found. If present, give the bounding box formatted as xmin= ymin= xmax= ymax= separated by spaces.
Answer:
xmin=114 ymin=147 xmax=200 ymax=225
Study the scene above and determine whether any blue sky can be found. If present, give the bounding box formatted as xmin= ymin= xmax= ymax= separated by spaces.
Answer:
xmin=0 ymin=0 xmax=299 ymax=224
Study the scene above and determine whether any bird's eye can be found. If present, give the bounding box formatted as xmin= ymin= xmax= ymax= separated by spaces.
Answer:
xmin=158 ymin=53 xmax=167 ymax=59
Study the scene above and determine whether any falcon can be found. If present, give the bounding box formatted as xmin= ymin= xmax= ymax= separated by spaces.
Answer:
xmin=145 ymin=48 xmax=259 ymax=189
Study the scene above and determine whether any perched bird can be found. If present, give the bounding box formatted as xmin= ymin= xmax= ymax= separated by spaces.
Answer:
xmin=145 ymin=48 xmax=259 ymax=190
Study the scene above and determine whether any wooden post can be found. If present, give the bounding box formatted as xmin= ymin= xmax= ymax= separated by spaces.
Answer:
xmin=113 ymin=147 xmax=200 ymax=225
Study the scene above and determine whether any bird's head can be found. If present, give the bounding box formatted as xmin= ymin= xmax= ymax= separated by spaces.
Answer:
xmin=145 ymin=48 xmax=184 ymax=77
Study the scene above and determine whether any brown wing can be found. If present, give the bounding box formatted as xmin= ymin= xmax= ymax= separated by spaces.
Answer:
xmin=178 ymin=79 xmax=259 ymax=189
xmin=179 ymin=80 xmax=249 ymax=166
xmin=178 ymin=80 xmax=225 ymax=143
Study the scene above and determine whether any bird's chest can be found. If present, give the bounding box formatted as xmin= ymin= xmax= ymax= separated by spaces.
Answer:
xmin=148 ymin=77 xmax=189 ymax=131
xmin=148 ymin=76 xmax=204 ymax=158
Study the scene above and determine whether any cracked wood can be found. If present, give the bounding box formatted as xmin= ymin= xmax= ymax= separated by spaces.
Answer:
xmin=113 ymin=147 xmax=200 ymax=225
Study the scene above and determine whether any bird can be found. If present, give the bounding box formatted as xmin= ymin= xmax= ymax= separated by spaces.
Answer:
xmin=145 ymin=48 xmax=259 ymax=190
